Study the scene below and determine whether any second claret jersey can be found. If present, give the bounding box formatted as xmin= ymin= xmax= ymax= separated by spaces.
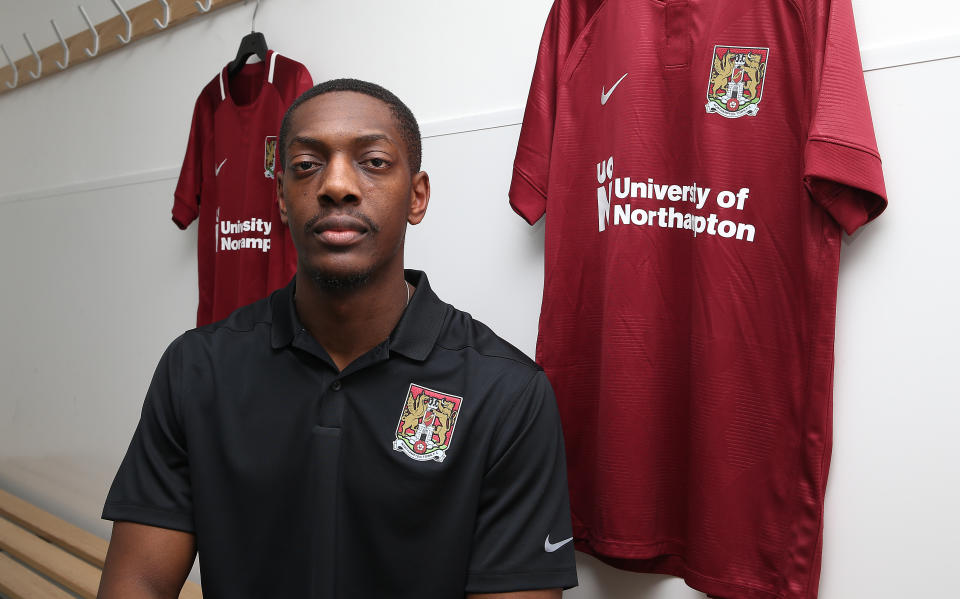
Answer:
xmin=510 ymin=1 xmax=886 ymax=599
xmin=173 ymin=51 xmax=313 ymax=326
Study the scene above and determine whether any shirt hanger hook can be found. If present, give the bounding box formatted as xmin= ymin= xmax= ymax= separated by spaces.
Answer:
xmin=1 ymin=44 xmax=18 ymax=89
xmin=154 ymin=0 xmax=171 ymax=30
xmin=110 ymin=0 xmax=133 ymax=44
xmin=51 ymin=19 xmax=70 ymax=69
xmin=78 ymin=5 xmax=100 ymax=58
xmin=22 ymin=33 xmax=42 ymax=79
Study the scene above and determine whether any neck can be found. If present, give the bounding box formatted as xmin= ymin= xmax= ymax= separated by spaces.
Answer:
xmin=295 ymin=267 xmax=411 ymax=372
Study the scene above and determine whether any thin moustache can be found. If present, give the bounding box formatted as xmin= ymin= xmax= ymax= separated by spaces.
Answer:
xmin=305 ymin=211 xmax=379 ymax=234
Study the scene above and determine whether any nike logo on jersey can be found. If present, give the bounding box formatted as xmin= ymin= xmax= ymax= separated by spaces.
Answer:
xmin=215 ymin=158 xmax=228 ymax=176
xmin=544 ymin=535 xmax=573 ymax=553
xmin=601 ymin=73 xmax=628 ymax=106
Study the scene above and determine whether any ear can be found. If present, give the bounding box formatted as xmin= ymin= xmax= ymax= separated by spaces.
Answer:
xmin=276 ymin=168 xmax=289 ymax=225
xmin=407 ymin=171 xmax=430 ymax=225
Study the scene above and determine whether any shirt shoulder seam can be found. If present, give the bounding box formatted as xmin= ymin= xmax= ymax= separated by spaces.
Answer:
xmin=433 ymin=341 xmax=541 ymax=372
xmin=191 ymin=318 xmax=272 ymax=336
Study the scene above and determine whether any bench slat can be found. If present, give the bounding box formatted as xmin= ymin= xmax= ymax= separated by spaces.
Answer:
xmin=0 ymin=490 xmax=202 ymax=597
xmin=0 ymin=516 xmax=101 ymax=599
xmin=0 ymin=489 xmax=107 ymax=568
xmin=0 ymin=552 xmax=76 ymax=599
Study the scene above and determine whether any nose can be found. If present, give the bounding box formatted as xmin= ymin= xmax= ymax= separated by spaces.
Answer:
xmin=318 ymin=153 xmax=361 ymax=204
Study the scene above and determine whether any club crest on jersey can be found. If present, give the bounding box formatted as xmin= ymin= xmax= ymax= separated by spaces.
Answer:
xmin=264 ymin=136 xmax=277 ymax=179
xmin=705 ymin=46 xmax=769 ymax=118
xmin=393 ymin=384 xmax=462 ymax=462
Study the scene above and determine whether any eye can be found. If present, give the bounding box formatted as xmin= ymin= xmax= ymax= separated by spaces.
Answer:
xmin=292 ymin=160 xmax=320 ymax=173
xmin=363 ymin=157 xmax=391 ymax=169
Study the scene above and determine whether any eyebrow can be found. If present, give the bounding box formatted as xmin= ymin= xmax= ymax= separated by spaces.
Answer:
xmin=289 ymin=133 xmax=393 ymax=149
xmin=288 ymin=135 xmax=323 ymax=149
xmin=356 ymin=133 xmax=391 ymax=145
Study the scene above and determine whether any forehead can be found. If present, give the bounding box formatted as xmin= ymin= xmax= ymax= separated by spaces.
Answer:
xmin=288 ymin=91 xmax=402 ymax=142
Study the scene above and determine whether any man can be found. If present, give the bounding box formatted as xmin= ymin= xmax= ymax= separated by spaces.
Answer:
xmin=98 ymin=79 xmax=578 ymax=598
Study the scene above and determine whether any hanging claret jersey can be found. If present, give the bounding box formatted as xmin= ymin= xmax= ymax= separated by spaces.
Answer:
xmin=173 ymin=51 xmax=312 ymax=326
xmin=510 ymin=1 xmax=886 ymax=598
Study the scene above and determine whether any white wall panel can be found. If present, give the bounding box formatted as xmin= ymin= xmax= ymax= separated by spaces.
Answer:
xmin=0 ymin=0 xmax=552 ymax=198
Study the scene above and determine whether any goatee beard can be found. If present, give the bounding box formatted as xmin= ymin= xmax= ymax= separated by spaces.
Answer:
xmin=309 ymin=269 xmax=372 ymax=291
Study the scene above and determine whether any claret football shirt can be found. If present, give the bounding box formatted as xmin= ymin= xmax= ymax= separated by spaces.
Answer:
xmin=510 ymin=1 xmax=886 ymax=598
xmin=173 ymin=50 xmax=312 ymax=326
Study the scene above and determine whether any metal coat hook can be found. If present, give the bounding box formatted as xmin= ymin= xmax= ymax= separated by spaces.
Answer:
xmin=252 ymin=0 xmax=260 ymax=31
xmin=1 ymin=44 xmax=18 ymax=89
xmin=23 ymin=33 xmax=42 ymax=79
xmin=154 ymin=0 xmax=170 ymax=29
xmin=51 ymin=19 xmax=70 ymax=70
xmin=79 ymin=5 xmax=99 ymax=57
xmin=195 ymin=0 xmax=213 ymax=13
xmin=111 ymin=0 xmax=133 ymax=44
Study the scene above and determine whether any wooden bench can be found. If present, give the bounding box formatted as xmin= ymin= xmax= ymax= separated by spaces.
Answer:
xmin=0 ymin=488 xmax=203 ymax=599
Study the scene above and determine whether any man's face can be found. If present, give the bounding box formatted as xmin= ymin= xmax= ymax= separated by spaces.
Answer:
xmin=277 ymin=91 xmax=429 ymax=289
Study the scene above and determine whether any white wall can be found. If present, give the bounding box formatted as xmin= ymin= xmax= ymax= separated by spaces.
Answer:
xmin=0 ymin=1 xmax=958 ymax=596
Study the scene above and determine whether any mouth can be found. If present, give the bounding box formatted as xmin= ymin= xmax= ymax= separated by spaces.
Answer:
xmin=312 ymin=214 xmax=370 ymax=247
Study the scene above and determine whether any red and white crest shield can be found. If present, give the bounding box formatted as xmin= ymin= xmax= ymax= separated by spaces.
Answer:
xmin=393 ymin=384 xmax=463 ymax=462
xmin=705 ymin=45 xmax=770 ymax=118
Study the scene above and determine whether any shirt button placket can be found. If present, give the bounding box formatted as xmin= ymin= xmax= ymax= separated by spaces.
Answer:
xmin=318 ymin=378 xmax=345 ymax=427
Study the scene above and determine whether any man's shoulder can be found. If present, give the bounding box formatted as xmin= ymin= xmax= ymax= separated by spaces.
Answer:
xmin=158 ymin=294 xmax=281 ymax=382
xmin=435 ymin=302 xmax=540 ymax=376
xmin=183 ymin=292 xmax=279 ymax=349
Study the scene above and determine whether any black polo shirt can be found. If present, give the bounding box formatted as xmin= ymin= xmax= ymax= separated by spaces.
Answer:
xmin=103 ymin=270 xmax=577 ymax=597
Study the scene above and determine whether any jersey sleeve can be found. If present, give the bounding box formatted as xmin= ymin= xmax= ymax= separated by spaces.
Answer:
xmin=509 ymin=0 xmax=602 ymax=225
xmin=172 ymin=94 xmax=208 ymax=230
xmin=295 ymin=61 xmax=314 ymax=96
xmin=102 ymin=337 xmax=194 ymax=533
xmin=272 ymin=57 xmax=313 ymax=291
xmin=802 ymin=0 xmax=887 ymax=235
xmin=274 ymin=54 xmax=314 ymax=106
xmin=465 ymin=370 xmax=578 ymax=593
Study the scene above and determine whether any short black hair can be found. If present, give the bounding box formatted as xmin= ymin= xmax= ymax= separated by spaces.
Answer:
xmin=277 ymin=78 xmax=422 ymax=172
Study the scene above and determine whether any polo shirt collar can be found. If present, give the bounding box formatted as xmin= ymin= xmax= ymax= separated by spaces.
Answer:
xmin=270 ymin=269 xmax=447 ymax=362
xmin=269 ymin=279 xmax=298 ymax=349
xmin=390 ymin=269 xmax=448 ymax=361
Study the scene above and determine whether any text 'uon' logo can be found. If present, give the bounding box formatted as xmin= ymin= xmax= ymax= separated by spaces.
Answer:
xmin=393 ymin=384 xmax=462 ymax=462
xmin=705 ymin=46 xmax=769 ymax=118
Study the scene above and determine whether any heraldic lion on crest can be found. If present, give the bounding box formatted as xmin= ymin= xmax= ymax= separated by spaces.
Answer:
xmin=400 ymin=389 xmax=428 ymax=433
xmin=711 ymin=51 xmax=766 ymax=100
xmin=400 ymin=389 xmax=459 ymax=447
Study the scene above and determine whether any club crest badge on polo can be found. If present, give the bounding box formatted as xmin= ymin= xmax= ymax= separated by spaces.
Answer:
xmin=705 ymin=46 xmax=769 ymax=118
xmin=263 ymin=136 xmax=277 ymax=178
xmin=393 ymin=384 xmax=462 ymax=462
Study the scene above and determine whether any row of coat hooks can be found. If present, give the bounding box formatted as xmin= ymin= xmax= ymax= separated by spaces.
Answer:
xmin=0 ymin=0 xmax=250 ymax=97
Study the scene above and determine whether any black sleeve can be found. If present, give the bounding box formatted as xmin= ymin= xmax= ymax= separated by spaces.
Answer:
xmin=102 ymin=337 xmax=194 ymax=532
xmin=466 ymin=370 xmax=578 ymax=593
